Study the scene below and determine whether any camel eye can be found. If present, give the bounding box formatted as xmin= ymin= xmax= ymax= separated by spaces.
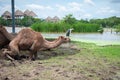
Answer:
xmin=64 ymin=38 xmax=67 ymax=40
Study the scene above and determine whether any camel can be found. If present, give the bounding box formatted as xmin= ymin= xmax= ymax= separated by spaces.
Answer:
xmin=0 ymin=25 xmax=14 ymax=48
xmin=3 ymin=28 xmax=70 ymax=61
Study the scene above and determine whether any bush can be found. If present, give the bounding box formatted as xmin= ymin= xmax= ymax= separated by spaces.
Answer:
xmin=115 ymin=24 xmax=120 ymax=33
xmin=31 ymin=21 xmax=101 ymax=33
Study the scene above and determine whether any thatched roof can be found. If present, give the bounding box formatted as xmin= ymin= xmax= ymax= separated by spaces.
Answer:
xmin=52 ymin=16 xmax=60 ymax=22
xmin=45 ymin=16 xmax=52 ymax=21
xmin=1 ymin=11 xmax=11 ymax=18
xmin=28 ymin=11 xmax=37 ymax=17
xmin=15 ymin=10 xmax=24 ymax=17
xmin=24 ymin=9 xmax=30 ymax=16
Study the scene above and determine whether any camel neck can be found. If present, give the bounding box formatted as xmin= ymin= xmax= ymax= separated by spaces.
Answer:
xmin=1 ymin=28 xmax=14 ymax=40
xmin=43 ymin=37 xmax=62 ymax=49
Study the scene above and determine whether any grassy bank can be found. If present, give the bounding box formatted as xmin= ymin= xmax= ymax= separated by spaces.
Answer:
xmin=0 ymin=41 xmax=120 ymax=80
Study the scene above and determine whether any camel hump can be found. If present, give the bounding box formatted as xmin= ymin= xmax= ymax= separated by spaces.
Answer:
xmin=18 ymin=28 xmax=32 ymax=33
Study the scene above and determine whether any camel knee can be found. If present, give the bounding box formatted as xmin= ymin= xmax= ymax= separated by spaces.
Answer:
xmin=29 ymin=51 xmax=37 ymax=61
xmin=9 ymin=45 xmax=19 ymax=54
xmin=2 ymin=48 xmax=15 ymax=61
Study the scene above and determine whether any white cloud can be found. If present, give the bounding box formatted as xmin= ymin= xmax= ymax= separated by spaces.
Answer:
xmin=26 ymin=4 xmax=53 ymax=10
xmin=56 ymin=4 xmax=67 ymax=12
xmin=27 ymin=4 xmax=44 ymax=10
xmin=96 ymin=7 xmax=117 ymax=14
xmin=68 ymin=2 xmax=83 ymax=12
xmin=46 ymin=6 xmax=53 ymax=10
xmin=84 ymin=0 xmax=95 ymax=6
xmin=83 ymin=13 xmax=92 ymax=18
xmin=68 ymin=2 xmax=82 ymax=7
xmin=56 ymin=2 xmax=83 ymax=13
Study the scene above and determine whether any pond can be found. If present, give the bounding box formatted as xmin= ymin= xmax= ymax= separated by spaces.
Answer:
xmin=42 ymin=32 xmax=120 ymax=46
xmin=6 ymin=27 xmax=120 ymax=46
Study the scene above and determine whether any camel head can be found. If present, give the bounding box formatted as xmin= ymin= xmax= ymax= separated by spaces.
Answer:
xmin=0 ymin=25 xmax=6 ymax=31
xmin=59 ymin=36 xmax=70 ymax=43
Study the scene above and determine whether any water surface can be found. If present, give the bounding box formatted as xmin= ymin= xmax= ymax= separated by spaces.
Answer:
xmin=6 ymin=27 xmax=120 ymax=45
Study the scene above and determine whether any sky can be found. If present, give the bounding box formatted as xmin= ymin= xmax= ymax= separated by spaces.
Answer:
xmin=0 ymin=0 xmax=120 ymax=19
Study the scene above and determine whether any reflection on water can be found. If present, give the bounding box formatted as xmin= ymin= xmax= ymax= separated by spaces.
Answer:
xmin=6 ymin=27 xmax=120 ymax=45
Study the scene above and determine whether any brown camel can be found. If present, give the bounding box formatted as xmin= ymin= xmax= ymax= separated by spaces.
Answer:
xmin=0 ymin=25 xmax=14 ymax=48
xmin=3 ymin=28 xmax=70 ymax=60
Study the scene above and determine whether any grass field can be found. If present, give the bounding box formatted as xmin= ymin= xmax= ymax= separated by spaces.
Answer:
xmin=0 ymin=41 xmax=120 ymax=80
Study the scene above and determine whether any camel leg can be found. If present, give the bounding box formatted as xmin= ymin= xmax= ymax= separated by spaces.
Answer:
xmin=33 ymin=51 xmax=37 ymax=60
xmin=29 ymin=51 xmax=37 ymax=61
xmin=30 ymin=40 xmax=39 ymax=60
xmin=28 ymin=51 xmax=32 ymax=60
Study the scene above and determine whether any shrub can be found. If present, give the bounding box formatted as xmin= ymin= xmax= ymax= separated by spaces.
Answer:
xmin=31 ymin=21 xmax=101 ymax=33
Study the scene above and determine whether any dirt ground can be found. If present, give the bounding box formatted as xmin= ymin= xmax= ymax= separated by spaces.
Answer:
xmin=0 ymin=43 xmax=120 ymax=80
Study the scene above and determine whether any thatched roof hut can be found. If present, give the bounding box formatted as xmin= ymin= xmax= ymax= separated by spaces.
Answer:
xmin=24 ymin=10 xmax=37 ymax=17
xmin=28 ymin=11 xmax=37 ymax=17
xmin=1 ymin=11 xmax=11 ymax=19
xmin=15 ymin=10 xmax=24 ymax=17
xmin=52 ymin=16 xmax=60 ymax=22
xmin=24 ymin=9 xmax=30 ymax=16
xmin=45 ymin=16 xmax=52 ymax=22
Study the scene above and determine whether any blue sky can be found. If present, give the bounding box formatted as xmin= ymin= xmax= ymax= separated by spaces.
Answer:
xmin=0 ymin=0 xmax=120 ymax=19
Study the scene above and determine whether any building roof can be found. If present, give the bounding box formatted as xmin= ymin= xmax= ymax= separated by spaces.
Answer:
xmin=24 ymin=9 xmax=30 ymax=16
xmin=15 ymin=10 xmax=24 ymax=17
xmin=46 ymin=16 xmax=52 ymax=21
xmin=52 ymin=16 xmax=60 ymax=21
xmin=28 ymin=11 xmax=37 ymax=17
xmin=1 ymin=11 xmax=11 ymax=17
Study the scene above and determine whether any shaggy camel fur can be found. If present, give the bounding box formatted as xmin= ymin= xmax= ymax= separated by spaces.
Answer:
xmin=0 ymin=25 xmax=14 ymax=48
xmin=3 ymin=28 xmax=70 ymax=60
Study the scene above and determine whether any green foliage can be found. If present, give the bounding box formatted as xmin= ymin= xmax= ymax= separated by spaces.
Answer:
xmin=31 ymin=21 xmax=70 ymax=32
xmin=1 ymin=14 xmax=120 ymax=31
xmin=94 ymin=45 xmax=120 ymax=61
xmin=31 ymin=14 xmax=102 ymax=33
xmin=73 ymin=22 xmax=100 ymax=32
xmin=89 ymin=16 xmax=120 ymax=28
xmin=0 ymin=17 xmax=7 ymax=25
xmin=21 ymin=16 xmax=41 ymax=27
xmin=63 ymin=14 xmax=77 ymax=24
xmin=31 ymin=21 xmax=101 ymax=33
xmin=115 ymin=24 xmax=120 ymax=33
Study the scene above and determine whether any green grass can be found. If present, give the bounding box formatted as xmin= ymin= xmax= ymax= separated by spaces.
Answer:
xmin=94 ymin=45 xmax=120 ymax=62
xmin=38 ymin=41 xmax=120 ymax=80
xmin=31 ymin=21 xmax=101 ymax=33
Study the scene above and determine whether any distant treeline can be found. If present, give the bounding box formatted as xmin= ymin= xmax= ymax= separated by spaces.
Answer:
xmin=0 ymin=14 xmax=120 ymax=33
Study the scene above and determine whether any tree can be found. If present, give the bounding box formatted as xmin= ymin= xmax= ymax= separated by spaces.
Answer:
xmin=0 ymin=17 xmax=7 ymax=26
xmin=21 ymin=16 xmax=41 ymax=27
xmin=115 ymin=24 xmax=120 ymax=33
xmin=63 ymin=14 xmax=77 ymax=24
